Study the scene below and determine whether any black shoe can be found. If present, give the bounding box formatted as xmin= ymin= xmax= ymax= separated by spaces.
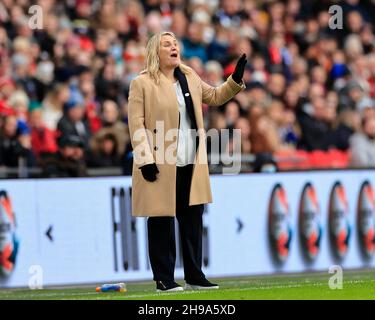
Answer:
xmin=184 ymin=278 xmax=219 ymax=290
xmin=156 ymin=280 xmax=184 ymax=292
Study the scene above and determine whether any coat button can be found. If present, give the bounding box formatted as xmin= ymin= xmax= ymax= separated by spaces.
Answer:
xmin=154 ymin=128 xmax=157 ymax=133
xmin=154 ymin=146 xmax=158 ymax=151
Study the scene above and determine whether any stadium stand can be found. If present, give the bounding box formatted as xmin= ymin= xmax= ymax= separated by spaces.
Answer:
xmin=0 ymin=0 xmax=375 ymax=177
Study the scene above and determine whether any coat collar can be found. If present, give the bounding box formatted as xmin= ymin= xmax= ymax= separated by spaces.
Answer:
xmin=158 ymin=67 xmax=204 ymax=130
xmin=159 ymin=69 xmax=177 ymax=84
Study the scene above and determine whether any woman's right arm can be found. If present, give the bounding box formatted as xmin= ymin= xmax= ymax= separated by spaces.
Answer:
xmin=128 ymin=77 xmax=155 ymax=168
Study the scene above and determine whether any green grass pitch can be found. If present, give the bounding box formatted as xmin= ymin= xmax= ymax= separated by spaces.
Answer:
xmin=1 ymin=269 xmax=374 ymax=300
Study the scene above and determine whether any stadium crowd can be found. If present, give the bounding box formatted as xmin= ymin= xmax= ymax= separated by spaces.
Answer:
xmin=0 ymin=0 xmax=375 ymax=176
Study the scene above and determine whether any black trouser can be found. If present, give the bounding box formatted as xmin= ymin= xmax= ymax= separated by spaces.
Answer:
xmin=147 ymin=164 xmax=206 ymax=282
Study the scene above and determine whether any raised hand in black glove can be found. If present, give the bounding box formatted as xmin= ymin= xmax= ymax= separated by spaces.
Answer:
xmin=139 ymin=163 xmax=159 ymax=182
xmin=232 ymin=53 xmax=247 ymax=84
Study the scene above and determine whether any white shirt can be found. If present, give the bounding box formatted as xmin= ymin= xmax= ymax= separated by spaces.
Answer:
xmin=174 ymin=81 xmax=196 ymax=166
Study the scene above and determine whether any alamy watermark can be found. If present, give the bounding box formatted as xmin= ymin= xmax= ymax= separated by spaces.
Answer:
xmin=28 ymin=265 xmax=43 ymax=290
xmin=132 ymin=123 xmax=242 ymax=174
xmin=329 ymin=5 xmax=343 ymax=30
xmin=28 ymin=5 xmax=43 ymax=30
xmin=328 ymin=265 xmax=343 ymax=290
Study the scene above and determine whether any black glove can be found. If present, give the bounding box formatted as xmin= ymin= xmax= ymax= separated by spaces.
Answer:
xmin=139 ymin=163 xmax=159 ymax=182
xmin=232 ymin=53 xmax=247 ymax=84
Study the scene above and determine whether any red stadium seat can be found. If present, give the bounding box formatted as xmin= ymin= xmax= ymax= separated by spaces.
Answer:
xmin=327 ymin=149 xmax=350 ymax=168
xmin=274 ymin=149 xmax=310 ymax=170
xmin=274 ymin=149 xmax=351 ymax=171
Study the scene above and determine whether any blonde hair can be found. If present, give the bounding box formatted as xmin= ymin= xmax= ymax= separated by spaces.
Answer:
xmin=142 ymin=31 xmax=190 ymax=84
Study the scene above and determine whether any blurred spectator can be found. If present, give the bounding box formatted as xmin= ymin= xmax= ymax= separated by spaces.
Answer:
xmin=350 ymin=116 xmax=375 ymax=167
xmin=8 ymin=89 xmax=29 ymax=121
xmin=267 ymin=72 xmax=287 ymax=101
xmin=42 ymin=83 xmax=70 ymax=131
xmin=95 ymin=62 xmax=122 ymax=103
xmin=0 ymin=114 xmax=35 ymax=167
xmin=268 ymin=100 xmax=300 ymax=147
xmin=329 ymin=89 xmax=361 ymax=150
xmin=182 ymin=22 xmax=207 ymax=63
xmin=206 ymin=26 xmax=230 ymax=64
xmin=246 ymin=81 xmax=270 ymax=106
xmin=332 ymin=108 xmax=361 ymax=151
xmin=222 ymin=99 xmax=243 ymax=130
xmin=230 ymin=116 xmax=251 ymax=154
xmin=0 ymin=78 xmax=17 ymax=111
xmin=357 ymin=96 xmax=375 ymax=114
xmin=250 ymin=100 xmax=297 ymax=154
xmin=29 ymin=105 xmax=58 ymax=159
xmin=57 ymin=91 xmax=91 ymax=148
xmin=205 ymin=60 xmax=224 ymax=86
xmin=170 ymin=9 xmax=188 ymax=39
xmin=212 ymin=0 xmax=247 ymax=29
xmin=78 ymin=68 xmax=102 ymax=134
xmin=283 ymin=84 xmax=301 ymax=110
xmin=87 ymin=130 xmax=122 ymax=167
xmin=99 ymin=99 xmax=129 ymax=155
xmin=338 ymin=79 xmax=365 ymax=112
xmin=41 ymin=134 xmax=87 ymax=178
xmin=297 ymin=93 xmax=338 ymax=151
xmin=250 ymin=55 xmax=268 ymax=84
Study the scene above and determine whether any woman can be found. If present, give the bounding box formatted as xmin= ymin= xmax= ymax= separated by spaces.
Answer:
xmin=41 ymin=83 xmax=70 ymax=131
xmin=128 ymin=31 xmax=246 ymax=292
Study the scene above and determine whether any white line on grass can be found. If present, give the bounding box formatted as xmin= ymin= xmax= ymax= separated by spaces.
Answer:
xmin=3 ymin=279 xmax=373 ymax=300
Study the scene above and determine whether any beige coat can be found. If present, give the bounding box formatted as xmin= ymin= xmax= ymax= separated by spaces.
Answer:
xmin=128 ymin=66 xmax=245 ymax=217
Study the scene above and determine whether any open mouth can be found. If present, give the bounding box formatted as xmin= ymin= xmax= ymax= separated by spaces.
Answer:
xmin=171 ymin=53 xmax=178 ymax=58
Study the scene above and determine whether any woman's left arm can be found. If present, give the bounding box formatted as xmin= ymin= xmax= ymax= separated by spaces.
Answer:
xmin=199 ymin=54 xmax=247 ymax=106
